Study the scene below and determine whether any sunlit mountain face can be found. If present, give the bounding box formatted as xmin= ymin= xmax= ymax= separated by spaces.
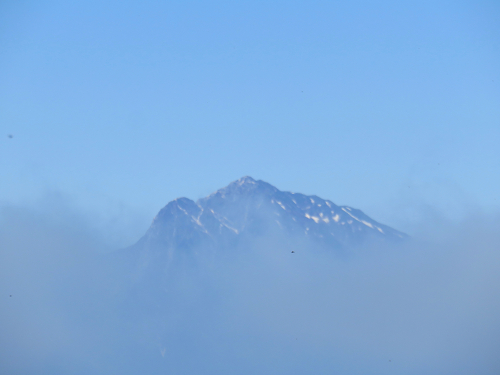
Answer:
xmin=127 ymin=176 xmax=408 ymax=262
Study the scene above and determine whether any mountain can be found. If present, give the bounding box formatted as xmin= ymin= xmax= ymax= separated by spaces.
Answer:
xmin=129 ymin=176 xmax=408 ymax=260
xmin=113 ymin=176 xmax=410 ymax=323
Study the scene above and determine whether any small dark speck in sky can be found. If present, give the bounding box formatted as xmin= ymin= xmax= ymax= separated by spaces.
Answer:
xmin=10 ymin=295 xmax=12 ymax=297
xmin=8 ymin=134 xmax=13 ymax=138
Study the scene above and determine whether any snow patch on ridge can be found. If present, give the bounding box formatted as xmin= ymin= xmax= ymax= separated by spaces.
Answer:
xmin=276 ymin=201 xmax=286 ymax=210
xmin=305 ymin=213 xmax=320 ymax=223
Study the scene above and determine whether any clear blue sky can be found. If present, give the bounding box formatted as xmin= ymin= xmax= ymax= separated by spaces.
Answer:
xmin=1 ymin=0 xmax=499 ymax=237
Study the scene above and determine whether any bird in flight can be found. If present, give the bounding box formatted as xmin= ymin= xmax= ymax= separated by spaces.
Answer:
xmin=8 ymin=134 xmax=13 ymax=139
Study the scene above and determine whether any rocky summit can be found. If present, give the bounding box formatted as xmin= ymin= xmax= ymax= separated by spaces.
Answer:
xmin=130 ymin=176 xmax=408 ymax=257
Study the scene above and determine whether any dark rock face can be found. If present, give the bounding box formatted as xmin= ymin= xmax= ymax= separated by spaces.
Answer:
xmin=132 ymin=176 xmax=408 ymax=257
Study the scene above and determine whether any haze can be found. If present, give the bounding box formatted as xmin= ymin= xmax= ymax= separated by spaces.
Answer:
xmin=1 ymin=1 xmax=499 ymax=374
xmin=1 ymin=197 xmax=500 ymax=374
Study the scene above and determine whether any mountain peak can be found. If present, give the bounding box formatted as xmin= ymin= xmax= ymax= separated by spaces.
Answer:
xmin=134 ymin=178 xmax=409 ymax=256
xmin=235 ymin=176 xmax=256 ymax=185
xmin=223 ymin=176 xmax=259 ymax=193
xmin=200 ymin=177 xmax=277 ymax=203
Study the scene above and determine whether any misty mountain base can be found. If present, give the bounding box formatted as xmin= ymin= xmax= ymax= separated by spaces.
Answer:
xmin=1 ymin=179 xmax=499 ymax=375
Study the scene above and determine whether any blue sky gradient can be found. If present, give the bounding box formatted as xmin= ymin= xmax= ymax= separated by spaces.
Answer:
xmin=1 ymin=1 xmax=499 ymax=238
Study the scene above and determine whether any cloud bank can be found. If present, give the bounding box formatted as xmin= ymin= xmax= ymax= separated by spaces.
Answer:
xmin=1 ymin=197 xmax=499 ymax=375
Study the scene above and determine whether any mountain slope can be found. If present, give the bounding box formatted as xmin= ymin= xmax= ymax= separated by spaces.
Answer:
xmin=132 ymin=176 xmax=408 ymax=256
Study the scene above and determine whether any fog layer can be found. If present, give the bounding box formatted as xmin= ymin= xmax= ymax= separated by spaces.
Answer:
xmin=1 ymin=199 xmax=499 ymax=375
